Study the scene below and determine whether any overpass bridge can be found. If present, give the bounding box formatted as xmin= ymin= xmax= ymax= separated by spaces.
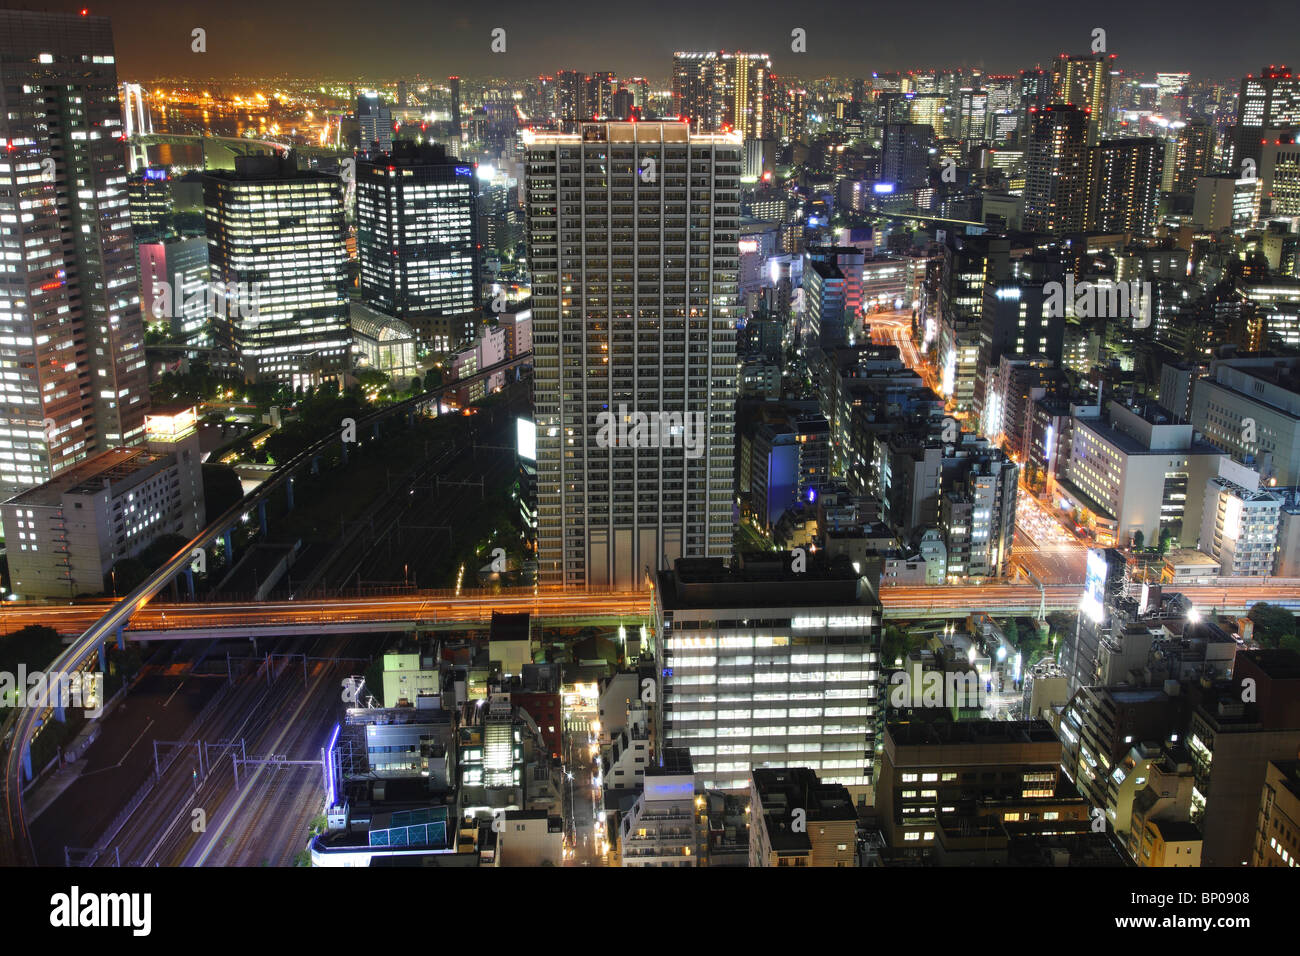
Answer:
xmin=8 ymin=581 xmax=1300 ymax=644
xmin=0 ymin=351 xmax=530 ymax=864
xmin=128 ymin=132 xmax=346 ymax=171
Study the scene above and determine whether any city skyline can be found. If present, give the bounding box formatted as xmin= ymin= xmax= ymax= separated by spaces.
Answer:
xmin=0 ymin=1 xmax=1298 ymax=901
xmin=27 ymin=0 xmax=1300 ymax=81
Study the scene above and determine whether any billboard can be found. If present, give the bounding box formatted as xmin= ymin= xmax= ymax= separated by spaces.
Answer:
xmin=1081 ymin=548 xmax=1108 ymax=622
xmin=516 ymin=417 xmax=536 ymax=461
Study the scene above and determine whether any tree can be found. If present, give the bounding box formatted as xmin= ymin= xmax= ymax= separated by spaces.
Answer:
xmin=0 ymin=624 xmax=62 ymax=673
xmin=1131 ymin=529 xmax=1144 ymax=551
xmin=1001 ymin=617 xmax=1019 ymax=647
xmin=1158 ymin=527 xmax=1172 ymax=555
xmin=356 ymin=368 xmax=389 ymax=393
xmin=108 ymin=557 xmax=151 ymax=596
xmin=1046 ymin=611 xmax=1076 ymax=637
xmin=881 ymin=625 xmax=913 ymax=667
xmin=203 ymin=464 xmax=245 ymax=520
xmin=1248 ymin=602 xmax=1297 ymax=649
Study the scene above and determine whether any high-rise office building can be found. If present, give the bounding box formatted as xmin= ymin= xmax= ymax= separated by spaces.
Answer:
xmin=973 ymin=279 xmax=1066 ymax=429
xmin=673 ymin=51 xmax=772 ymax=139
xmin=448 ymin=76 xmax=462 ymax=141
xmin=0 ymin=10 xmax=149 ymax=493
xmin=1155 ymin=72 xmax=1190 ymax=118
xmin=1171 ymin=121 xmax=1212 ymax=194
xmin=654 ymin=555 xmax=882 ymax=799
xmin=804 ymin=258 xmax=847 ymax=350
xmin=1023 ymin=105 xmax=1091 ymax=234
xmin=356 ymin=143 xmax=480 ymax=353
xmin=203 ymin=154 xmax=350 ymax=386
xmin=954 ymin=88 xmax=988 ymax=146
xmin=938 ymin=434 xmax=1019 ymax=581
xmin=127 ymin=168 xmax=173 ymax=239
xmin=1260 ymin=138 xmax=1300 ymax=217
xmin=138 ymin=236 xmax=210 ymax=340
xmin=881 ymin=122 xmax=935 ymax=191
xmin=1233 ymin=65 xmax=1300 ymax=171
xmin=1092 ymin=137 xmax=1164 ymax=236
xmin=555 ymin=70 xmax=586 ymax=127
xmin=524 ymin=121 xmax=739 ymax=589
xmin=1018 ymin=68 xmax=1051 ymax=140
xmin=585 ymin=71 xmax=616 ymax=119
xmin=1051 ymin=52 xmax=1112 ymax=145
xmin=357 ymin=92 xmax=393 ymax=153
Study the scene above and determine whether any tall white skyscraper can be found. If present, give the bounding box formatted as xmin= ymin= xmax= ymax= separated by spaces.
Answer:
xmin=524 ymin=121 xmax=739 ymax=589
xmin=0 ymin=11 xmax=150 ymax=494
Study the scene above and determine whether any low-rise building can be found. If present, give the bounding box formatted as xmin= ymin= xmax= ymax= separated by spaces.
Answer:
xmin=748 ymin=767 xmax=857 ymax=867
xmin=496 ymin=810 xmax=564 ymax=866
xmin=2 ymin=407 xmax=204 ymax=598
xmin=1132 ymin=819 xmax=1203 ymax=867
xmin=1254 ymin=759 xmax=1300 ymax=868
xmin=619 ymin=749 xmax=701 ymax=867
xmin=876 ymin=719 xmax=1068 ymax=857
xmin=1198 ymin=476 xmax=1281 ymax=577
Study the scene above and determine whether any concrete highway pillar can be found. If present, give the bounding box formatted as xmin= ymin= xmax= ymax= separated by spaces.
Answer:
xmin=258 ymin=499 xmax=268 ymax=536
xmin=98 ymin=640 xmax=107 ymax=672
xmin=372 ymin=422 xmax=380 ymax=440
xmin=286 ymin=476 xmax=295 ymax=511
xmin=310 ymin=455 xmax=321 ymax=476
xmin=340 ymin=440 xmax=349 ymax=465
xmin=52 ymin=703 xmax=65 ymax=724
xmin=116 ymin=626 xmax=125 ymax=652
xmin=223 ymin=528 xmax=234 ymax=564
xmin=184 ymin=567 xmax=196 ymax=601
xmin=22 ymin=744 xmax=31 ymax=782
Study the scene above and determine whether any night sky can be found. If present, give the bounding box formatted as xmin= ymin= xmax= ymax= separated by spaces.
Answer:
xmin=25 ymin=0 xmax=1300 ymax=81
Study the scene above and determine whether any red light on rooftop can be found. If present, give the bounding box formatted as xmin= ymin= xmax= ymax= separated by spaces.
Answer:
xmin=80 ymin=8 xmax=88 ymax=14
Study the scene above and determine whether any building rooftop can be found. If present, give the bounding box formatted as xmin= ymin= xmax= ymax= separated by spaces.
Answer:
xmin=752 ymin=767 xmax=856 ymax=851
xmin=1240 ymin=648 xmax=1300 ymax=680
xmin=654 ymin=748 xmax=695 ymax=776
xmin=1163 ymin=548 xmax=1220 ymax=568
xmin=886 ymin=718 xmax=1059 ymax=747
xmin=489 ymin=612 xmax=531 ymax=643
xmin=3 ymin=446 xmax=163 ymax=508
xmin=656 ymin=554 xmax=877 ymax=611
xmin=523 ymin=121 xmax=741 ymax=146
xmin=206 ymin=153 xmax=337 ymax=183
xmin=1148 ymin=820 xmax=1203 ymax=843
xmin=1271 ymin=760 xmax=1300 ymax=802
